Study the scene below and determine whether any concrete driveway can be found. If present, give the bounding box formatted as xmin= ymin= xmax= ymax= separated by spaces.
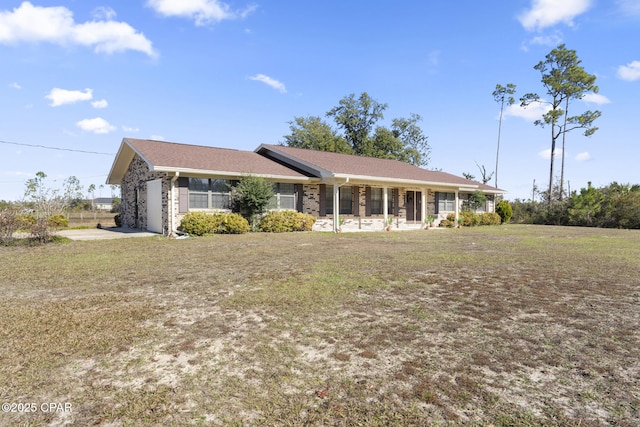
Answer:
xmin=57 ymin=227 xmax=159 ymax=241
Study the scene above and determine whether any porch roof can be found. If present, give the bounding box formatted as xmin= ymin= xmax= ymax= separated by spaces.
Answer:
xmin=256 ymin=144 xmax=505 ymax=193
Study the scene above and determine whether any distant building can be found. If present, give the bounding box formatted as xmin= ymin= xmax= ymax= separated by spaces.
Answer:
xmin=93 ymin=197 xmax=115 ymax=211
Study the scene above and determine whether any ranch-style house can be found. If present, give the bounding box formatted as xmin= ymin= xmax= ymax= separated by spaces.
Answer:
xmin=106 ymin=138 xmax=505 ymax=234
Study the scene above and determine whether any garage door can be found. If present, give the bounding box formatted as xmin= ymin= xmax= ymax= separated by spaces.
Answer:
xmin=146 ymin=179 xmax=163 ymax=233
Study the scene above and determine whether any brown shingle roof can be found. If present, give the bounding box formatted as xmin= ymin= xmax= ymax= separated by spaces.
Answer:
xmin=107 ymin=138 xmax=505 ymax=192
xmin=126 ymin=138 xmax=306 ymax=178
xmin=257 ymin=144 xmax=504 ymax=191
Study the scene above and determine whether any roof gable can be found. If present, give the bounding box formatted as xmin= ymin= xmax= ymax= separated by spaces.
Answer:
xmin=107 ymin=138 xmax=307 ymax=184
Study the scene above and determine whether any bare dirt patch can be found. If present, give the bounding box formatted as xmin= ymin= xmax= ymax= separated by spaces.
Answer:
xmin=1 ymin=225 xmax=638 ymax=425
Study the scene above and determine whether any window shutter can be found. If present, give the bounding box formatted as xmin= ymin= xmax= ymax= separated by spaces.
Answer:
xmin=319 ymin=184 xmax=326 ymax=216
xmin=295 ymin=184 xmax=304 ymax=212
xmin=178 ymin=177 xmax=189 ymax=213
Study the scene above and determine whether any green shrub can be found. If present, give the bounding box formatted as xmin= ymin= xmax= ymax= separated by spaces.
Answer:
xmin=440 ymin=213 xmax=456 ymax=228
xmin=259 ymin=210 xmax=316 ymax=232
xmin=17 ymin=213 xmax=36 ymax=229
xmin=298 ymin=212 xmax=316 ymax=231
xmin=460 ymin=211 xmax=481 ymax=226
xmin=217 ymin=213 xmax=251 ymax=234
xmin=480 ymin=212 xmax=501 ymax=225
xmin=178 ymin=212 xmax=250 ymax=236
xmin=496 ymin=200 xmax=513 ymax=223
xmin=114 ymin=214 xmax=122 ymax=227
xmin=439 ymin=212 xmax=500 ymax=227
xmin=439 ymin=219 xmax=454 ymax=228
xmin=47 ymin=214 xmax=69 ymax=229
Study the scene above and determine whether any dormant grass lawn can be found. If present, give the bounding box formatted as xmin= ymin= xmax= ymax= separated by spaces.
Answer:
xmin=0 ymin=225 xmax=638 ymax=426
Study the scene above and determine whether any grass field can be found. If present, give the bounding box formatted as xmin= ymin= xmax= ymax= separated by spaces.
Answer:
xmin=1 ymin=225 xmax=638 ymax=426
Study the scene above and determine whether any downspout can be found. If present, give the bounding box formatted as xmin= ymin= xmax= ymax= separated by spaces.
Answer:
xmin=333 ymin=177 xmax=349 ymax=233
xmin=454 ymin=189 xmax=460 ymax=225
xmin=170 ymin=172 xmax=179 ymax=236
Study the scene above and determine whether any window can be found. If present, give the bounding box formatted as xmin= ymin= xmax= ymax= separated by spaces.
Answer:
xmin=188 ymin=178 xmax=232 ymax=209
xmin=325 ymin=185 xmax=352 ymax=215
xmin=437 ymin=192 xmax=456 ymax=212
xmin=269 ymin=183 xmax=296 ymax=210
xmin=370 ymin=188 xmax=383 ymax=215
xmin=339 ymin=186 xmax=352 ymax=214
xmin=211 ymin=179 xmax=231 ymax=209
xmin=189 ymin=178 xmax=209 ymax=209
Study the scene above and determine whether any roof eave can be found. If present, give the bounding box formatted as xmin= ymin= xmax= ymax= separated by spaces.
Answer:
xmin=331 ymin=173 xmax=483 ymax=189
xmin=154 ymin=166 xmax=314 ymax=182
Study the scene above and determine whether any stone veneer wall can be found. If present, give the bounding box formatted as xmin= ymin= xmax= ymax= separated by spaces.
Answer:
xmin=120 ymin=154 xmax=170 ymax=232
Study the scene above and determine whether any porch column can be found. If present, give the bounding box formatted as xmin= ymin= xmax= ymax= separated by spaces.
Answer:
xmin=383 ymin=187 xmax=389 ymax=225
xmin=333 ymin=184 xmax=340 ymax=232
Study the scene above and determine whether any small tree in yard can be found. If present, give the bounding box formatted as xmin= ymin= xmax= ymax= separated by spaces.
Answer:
xmin=468 ymin=191 xmax=487 ymax=212
xmin=496 ymin=200 xmax=513 ymax=223
xmin=0 ymin=207 xmax=22 ymax=244
xmin=230 ymin=175 xmax=274 ymax=229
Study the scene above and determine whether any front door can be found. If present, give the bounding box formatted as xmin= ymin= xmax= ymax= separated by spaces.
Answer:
xmin=146 ymin=179 xmax=163 ymax=233
xmin=406 ymin=191 xmax=422 ymax=223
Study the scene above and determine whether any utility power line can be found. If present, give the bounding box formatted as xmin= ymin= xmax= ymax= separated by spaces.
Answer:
xmin=0 ymin=139 xmax=115 ymax=156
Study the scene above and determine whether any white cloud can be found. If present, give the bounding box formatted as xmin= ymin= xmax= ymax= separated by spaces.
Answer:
xmin=538 ymin=148 xmax=563 ymax=160
xmin=617 ymin=0 xmax=640 ymax=16
xmin=150 ymin=135 xmax=165 ymax=140
xmin=504 ymin=101 xmax=551 ymax=122
xmin=617 ymin=60 xmax=640 ymax=81
xmin=9 ymin=82 xmax=21 ymax=89
xmin=76 ymin=117 xmax=116 ymax=134
xmin=519 ymin=0 xmax=592 ymax=31
xmin=147 ymin=0 xmax=257 ymax=26
xmin=249 ymin=74 xmax=287 ymax=93
xmin=576 ymin=152 xmax=591 ymax=161
xmin=0 ymin=2 xmax=157 ymax=57
xmin=581 ymin=93 xmax=611 ymax=105
xmin=122 ymin=126 xmax=139 ymax=133
xmin=91 ymin=99 xmax=108 ymax=109
xmin=46 ymin=87 xmax=93 ymax=106
xmin=520 ymin=32 xmax=564 ymax=52
xmin=92 ymin=6 xmax=116 ymax=20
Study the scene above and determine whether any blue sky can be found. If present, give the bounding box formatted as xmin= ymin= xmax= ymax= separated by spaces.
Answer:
xmin=1 ymin=0 xmax=638 ymax=201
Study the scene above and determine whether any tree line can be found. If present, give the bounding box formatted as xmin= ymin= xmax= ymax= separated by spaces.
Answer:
xmin=510 ymin=182 xmax=640 ymax=229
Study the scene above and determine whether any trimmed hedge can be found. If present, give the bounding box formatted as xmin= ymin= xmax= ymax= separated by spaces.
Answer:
xmin=439 ymin=211 xmax=501 ymax=228
xmin=178 ymin=212 xmax=250 ymax=235
xmin=480 ymin=212 xmax=501 ymax=225
xmin=259 ymin=210 xmax=316 ymax=232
